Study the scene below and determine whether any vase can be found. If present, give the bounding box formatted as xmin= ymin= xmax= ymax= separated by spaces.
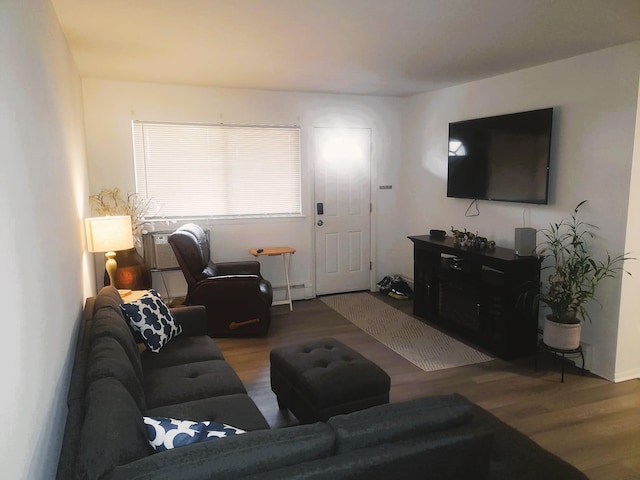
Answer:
xmin=104 ymin=248 xmax=152 ymax=290
xmin=542 ymin=316 xmax=581 ymax=350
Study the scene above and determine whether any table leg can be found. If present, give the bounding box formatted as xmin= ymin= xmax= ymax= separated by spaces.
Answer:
xmin=283 ymin=253 xmax=293 ymax=311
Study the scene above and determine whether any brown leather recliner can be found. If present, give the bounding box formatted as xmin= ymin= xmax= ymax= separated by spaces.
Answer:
xmin=168 ymin=224 xmax=273 ymax=337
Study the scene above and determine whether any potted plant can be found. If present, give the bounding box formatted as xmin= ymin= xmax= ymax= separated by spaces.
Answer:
xmin=538 ymin=200 xmax=632 ymax=350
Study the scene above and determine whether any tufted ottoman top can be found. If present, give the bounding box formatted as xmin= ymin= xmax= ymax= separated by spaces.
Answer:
xmin=270 ymin=338 xmax=390 ymax=409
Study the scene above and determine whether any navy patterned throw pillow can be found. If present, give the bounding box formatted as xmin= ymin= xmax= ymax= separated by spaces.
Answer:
xmin=143 ymin=416 xmax=245 ymax=452
xmin=120 ymin=289 xmax=182 ymax=353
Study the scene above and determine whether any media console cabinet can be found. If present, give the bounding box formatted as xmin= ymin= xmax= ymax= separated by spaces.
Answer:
xmin=408 ymin=235 xmax=541 ymax=360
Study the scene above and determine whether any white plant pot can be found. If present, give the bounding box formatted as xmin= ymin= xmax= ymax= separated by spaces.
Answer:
xmin=543 ymin=316 xmax=581 ymax=350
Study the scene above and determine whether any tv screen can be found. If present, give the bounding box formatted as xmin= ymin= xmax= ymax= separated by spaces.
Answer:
xmin=447 ymin=107 xmax=553 ymax=204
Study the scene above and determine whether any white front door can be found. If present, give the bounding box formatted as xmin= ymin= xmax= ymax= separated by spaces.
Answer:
xmin=314 ymin=127 xmax=372 ymax=295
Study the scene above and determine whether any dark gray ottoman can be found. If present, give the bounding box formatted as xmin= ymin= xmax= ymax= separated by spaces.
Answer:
xmin=270 ymin=337 xmax=391 ymax=423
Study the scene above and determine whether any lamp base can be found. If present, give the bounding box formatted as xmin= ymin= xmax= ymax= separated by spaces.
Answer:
xmin=104 ymin=248 xmax=152 ymax=290
xmin=104 ymin=251 xmax=118 ymax=288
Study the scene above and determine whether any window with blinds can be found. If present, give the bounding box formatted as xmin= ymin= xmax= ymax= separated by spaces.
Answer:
xmin=132 ymin=121 xmax=302 ymax=218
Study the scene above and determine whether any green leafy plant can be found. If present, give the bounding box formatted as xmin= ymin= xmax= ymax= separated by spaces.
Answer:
xmin=538 ymin=200 xmax=632 ymax=324
xmin=89 ymin=187 xmax=153 ymax=246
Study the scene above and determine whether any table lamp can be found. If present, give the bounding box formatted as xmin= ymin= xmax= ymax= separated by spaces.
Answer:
xmin=85 ymin=215 xmax=135 ymax=287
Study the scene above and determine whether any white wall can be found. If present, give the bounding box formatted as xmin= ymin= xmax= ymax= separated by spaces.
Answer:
xmin=2 ymin=5 xmax=635 ymax=478
xmin=80 ymin=42 xmax=640 ymax=382
xmin=0 ymin=1 xmax=91 ymax=478
xmin=82 ymin=80 xmax=405 ymax=300
xmin=617 ymin=76 xmax=640 ymax=382
xmin=400 ymin=42 xmax=640 ymax=381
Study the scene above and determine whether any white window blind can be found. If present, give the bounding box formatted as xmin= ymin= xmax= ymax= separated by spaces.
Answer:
xmin=132 ymin=121 xmax=301 ymax=218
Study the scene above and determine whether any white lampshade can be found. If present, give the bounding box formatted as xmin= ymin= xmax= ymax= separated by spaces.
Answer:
xmin=85 ymin=216 xmax=134 ymax=253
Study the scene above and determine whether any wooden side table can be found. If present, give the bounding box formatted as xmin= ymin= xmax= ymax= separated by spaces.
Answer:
xmin=249 ymin=247 xmax=296 ymax=311
xmin=119 ymin=289 xmax=148 ymax=302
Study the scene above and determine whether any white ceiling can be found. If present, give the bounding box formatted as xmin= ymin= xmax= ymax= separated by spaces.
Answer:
xmin=51 ymin=0 xmax=640 ymax=97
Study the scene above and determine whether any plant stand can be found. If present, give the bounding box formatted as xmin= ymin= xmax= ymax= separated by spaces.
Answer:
xmin=534 ymin=339 xmax=585 ymax=383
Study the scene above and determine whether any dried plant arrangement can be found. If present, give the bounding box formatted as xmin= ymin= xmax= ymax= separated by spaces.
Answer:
xmin=89 ymin=187 xmax=153 ymax=246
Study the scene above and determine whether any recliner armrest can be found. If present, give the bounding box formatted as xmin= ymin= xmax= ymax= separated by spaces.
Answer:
xmin=191 ymin=275 xmax=272 ymax=308
xmin=209 ymin=260 xmax=262 ymax=276
xmin=194 ymin=274 xmax=264 ymax=290
xmin=170 ymin=305 xmax=207 ymax=336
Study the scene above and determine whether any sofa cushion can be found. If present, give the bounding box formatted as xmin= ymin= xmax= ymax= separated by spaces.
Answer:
xmin=146 ymin=393 xmax=270 ymax=432
xmin=89 ymin=300 xmax=144 ymax=381
xmin=143 ymin=359 xmax=246 ymax=409
xmin=121 ymin=289 xmax=182 ymax=353
xmin=327 ymin=393 xmax=474 ymax=454
xmin=169 ymin=305 xmax=208 ymax=336
xmin=240 ymin=427 xmax=493 ymax=480
xmin=141 ymin=335 xmax=225 ymax=371
xmin=108 ymin=422 xmax=336 ymax=480
xmin=93 ymin=285 xmax=123 ymax=313
xmin=144 ymin=416 xmax=245 ymax=452
xmin=76 ymin=377 xmax=151 ymax=480
xmin=87 ymin=335 xmax=146 ymax=410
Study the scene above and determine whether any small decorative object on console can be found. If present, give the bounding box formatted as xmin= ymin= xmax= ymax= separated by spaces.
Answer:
xmin=429 ymin=229 xmax=447 ymax=239
xmin=450 ymin=227 xmax=495 ymax=250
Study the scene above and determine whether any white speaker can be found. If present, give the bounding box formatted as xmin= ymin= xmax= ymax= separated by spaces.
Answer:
xmin=514 ymin=227 xmax=537 ymax=257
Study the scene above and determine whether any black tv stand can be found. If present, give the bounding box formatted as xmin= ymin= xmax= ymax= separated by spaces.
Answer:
xmin=408 ymin=235 xmax=541 ymax=360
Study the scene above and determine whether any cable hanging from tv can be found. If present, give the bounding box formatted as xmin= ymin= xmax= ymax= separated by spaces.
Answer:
xmin=465 ymin=199 xmax=480 ymax=217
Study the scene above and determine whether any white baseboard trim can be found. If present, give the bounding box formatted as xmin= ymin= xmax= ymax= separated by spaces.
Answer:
xmin=271 ymin=283 xmax=313 ymax=301
xmin=613 ymin=368 xmax=640 ymax=383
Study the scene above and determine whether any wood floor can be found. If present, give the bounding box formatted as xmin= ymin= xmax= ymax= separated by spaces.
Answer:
xmin=215 ymin=295 xmax=640 ymax=480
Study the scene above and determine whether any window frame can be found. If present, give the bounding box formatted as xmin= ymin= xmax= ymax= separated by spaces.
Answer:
xmin=132 ymin=120 xmax=303 ymax=221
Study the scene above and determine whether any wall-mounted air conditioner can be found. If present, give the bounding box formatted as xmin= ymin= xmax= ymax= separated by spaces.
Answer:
xmin=143 ymin=229 xmax=210 ymax=271
xmin=142 ymin=232 xmax=179 ymax=271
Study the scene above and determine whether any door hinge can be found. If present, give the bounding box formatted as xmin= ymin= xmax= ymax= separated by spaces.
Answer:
xmin=370 ymin=261 xmax=372 ymax=270
xmin=370 ymin=203 xmax=372 ymax=213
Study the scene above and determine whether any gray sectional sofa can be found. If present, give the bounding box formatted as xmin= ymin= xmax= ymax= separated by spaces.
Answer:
xmin=56 ymin=286 xmax=587 ymax=480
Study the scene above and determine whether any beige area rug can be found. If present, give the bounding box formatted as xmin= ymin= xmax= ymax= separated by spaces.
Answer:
xmin=320 ymin=292 xmax=493 ymax=372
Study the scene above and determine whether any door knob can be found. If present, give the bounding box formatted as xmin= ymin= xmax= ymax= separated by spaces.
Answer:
xmin=317 ymin=220 xmax=324 ymax=226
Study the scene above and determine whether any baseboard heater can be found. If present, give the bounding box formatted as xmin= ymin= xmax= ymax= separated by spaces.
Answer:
xmin=271 ymin=283 xmax=305 ymax=292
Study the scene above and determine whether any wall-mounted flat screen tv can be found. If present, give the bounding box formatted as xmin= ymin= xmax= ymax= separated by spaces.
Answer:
xmin=447 ymin=107 xmax=553 ymax=205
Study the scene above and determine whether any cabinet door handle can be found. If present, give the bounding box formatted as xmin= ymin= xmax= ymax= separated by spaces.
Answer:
xmin=476 ymin=303 xmax=481 ymax=317
xmin=427 ymin=284 xmax=431 ymax=297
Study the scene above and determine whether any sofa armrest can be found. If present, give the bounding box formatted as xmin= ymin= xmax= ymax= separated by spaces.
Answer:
xmin=327 ymin=393 xmax=474 ymax=454
xmin=170 ymin=305 xmax=207 ymax=336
